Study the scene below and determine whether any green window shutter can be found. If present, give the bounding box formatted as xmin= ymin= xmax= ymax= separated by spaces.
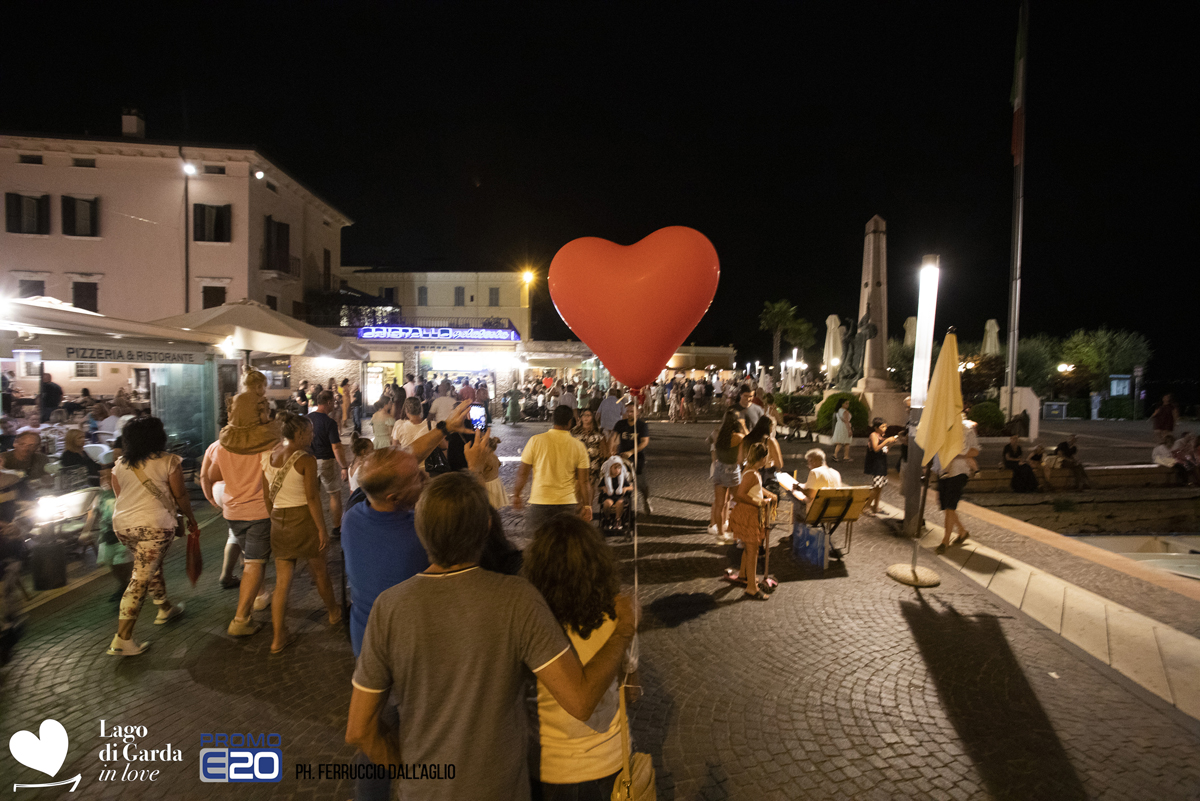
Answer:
xmin=37 ymin=195 xmax=51 ymax=234
xmin=61 ymin=196 xmax=76 ymax=236
xmin=5 ymin=193 xmax=20 ymax=233
xmin=218 ymin=204 xmax=232 ymax=241
xmin=90 ymin=197 xmax=100 ymax=237
xmin=193 ymin=203 xmax=206 ymax=241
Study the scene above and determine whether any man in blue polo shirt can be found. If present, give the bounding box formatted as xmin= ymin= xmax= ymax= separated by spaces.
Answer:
xmin=341 ymin=448 xmax=430 ymax=656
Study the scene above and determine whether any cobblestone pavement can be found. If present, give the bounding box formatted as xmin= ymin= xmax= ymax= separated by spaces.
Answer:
xmin=3 ymin=421 xmax=1199 ymax=800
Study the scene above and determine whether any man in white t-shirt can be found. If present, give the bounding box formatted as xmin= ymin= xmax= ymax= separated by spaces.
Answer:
xmin=402 ymin=374 xmax=416 ymax=398
xmin=428 ymin=382 xmax=457 ymax=423
xmin=793 ymin=448 xmax=843 ymax=514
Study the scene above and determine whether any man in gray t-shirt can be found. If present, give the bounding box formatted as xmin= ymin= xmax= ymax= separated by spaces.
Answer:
xmin=346 ymin=468 xmax=636 ymax=801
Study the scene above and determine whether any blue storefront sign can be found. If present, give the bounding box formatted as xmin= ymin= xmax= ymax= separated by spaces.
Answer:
xmin=358 ymin=326 xmax=518 ymax=342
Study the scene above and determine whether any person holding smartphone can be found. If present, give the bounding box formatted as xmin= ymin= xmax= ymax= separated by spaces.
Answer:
xmin=444 ymin=404 xmax=489 ymax=473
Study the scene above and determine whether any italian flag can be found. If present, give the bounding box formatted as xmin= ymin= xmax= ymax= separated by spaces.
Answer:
xmin=1010 ymin=1 xmax=1028 ymax=166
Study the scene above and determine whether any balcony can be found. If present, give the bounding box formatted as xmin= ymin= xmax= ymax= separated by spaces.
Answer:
xmin=261 ymin=255 xmax=301 ymax=283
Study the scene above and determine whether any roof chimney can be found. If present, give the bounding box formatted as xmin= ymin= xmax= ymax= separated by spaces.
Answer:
xmin=121 ymin=108 xmax=145 ymax=138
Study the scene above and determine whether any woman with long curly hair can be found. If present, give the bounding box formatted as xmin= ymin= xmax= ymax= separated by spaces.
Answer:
xmin=523 ymin=515 xmax=635 ymax=799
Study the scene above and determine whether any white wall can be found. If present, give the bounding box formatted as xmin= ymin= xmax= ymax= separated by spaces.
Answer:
xmin=1 ymin=135 xmax=349 ymax=323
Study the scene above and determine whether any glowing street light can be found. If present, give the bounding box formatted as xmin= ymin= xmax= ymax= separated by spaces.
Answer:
xmin=1057 ymin=363 xmax=1074 ymax=373
xmin=254 ymin=170 xmax=265 ymax=180
xmin=522 ymin=269 xmax=534 ymax=285
xmin=182 ymin=162 xmax=197 ymax=176
xmin=831 ymin=357 xmax=841 ymax=367
xmin=910 ymin=255 xmax=941 ymax=408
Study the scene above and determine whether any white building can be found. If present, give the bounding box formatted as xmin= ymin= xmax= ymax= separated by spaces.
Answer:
xmin=0 ymin=111 xmax=352 ymax=322
xmin=337 ymin=267 xmax=532 ymax=340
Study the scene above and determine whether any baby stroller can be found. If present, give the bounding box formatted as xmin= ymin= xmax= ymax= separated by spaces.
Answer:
xmin=597 ymin=456 xmax=635 ymax=536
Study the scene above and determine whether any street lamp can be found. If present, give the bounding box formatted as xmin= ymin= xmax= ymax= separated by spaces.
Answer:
xmin=910 ymin=257 xmax=941 ymax=408
xmin=254 ymin=170 xmax=265 ymax=180
xmin=1057 ymin=363 xmax=1073 ymax=373
xmin=182 ymin=162 xmax=197 ymax=176
xmin=522 ymin=270 xmax=534 ymax=285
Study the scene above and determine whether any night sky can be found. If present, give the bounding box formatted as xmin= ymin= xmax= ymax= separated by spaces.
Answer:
xmin=3 ymin=3 xmax=1195 ymax=384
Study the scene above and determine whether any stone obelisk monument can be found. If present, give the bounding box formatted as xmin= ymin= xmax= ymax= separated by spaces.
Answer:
xmin=854 ymin=215 xmax=908 ymax=424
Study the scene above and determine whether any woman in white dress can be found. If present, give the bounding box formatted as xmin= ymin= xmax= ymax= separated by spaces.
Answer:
xmin=831 ymin=398 xmax=853 ymax=462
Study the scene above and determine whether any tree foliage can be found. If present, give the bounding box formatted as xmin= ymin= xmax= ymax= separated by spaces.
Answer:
xmin=1061 ymin=327 xmax=1152 ymax=391
xmin=759 ymin=300 xmax=813 ymax=369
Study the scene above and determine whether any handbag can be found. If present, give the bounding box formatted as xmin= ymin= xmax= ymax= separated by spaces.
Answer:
xmin=611 ymin=680 xmax=656 ymax=801
xmin=131 ymin=458 xmax=201 ymax=584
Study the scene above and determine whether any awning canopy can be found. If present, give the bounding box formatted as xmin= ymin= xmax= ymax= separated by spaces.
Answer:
xmin=152 ymin=299 xmax=366 ymax=360
xmin=1 ymin=297 xmax=221 ymax=362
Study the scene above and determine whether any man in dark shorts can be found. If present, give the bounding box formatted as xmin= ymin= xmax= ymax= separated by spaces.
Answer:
xmin=935 ymin=419 xmax=979 ymax=554
xmin=613 ymin=401 xmax=652 ymax=515
xmin=309 ymin=391 xmax=348 ymax=538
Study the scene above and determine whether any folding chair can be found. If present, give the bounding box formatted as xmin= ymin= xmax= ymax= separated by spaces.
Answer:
xmin=791 ymin=487 xmax=872 ymax=569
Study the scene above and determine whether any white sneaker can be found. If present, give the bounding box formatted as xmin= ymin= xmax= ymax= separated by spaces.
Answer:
xmin=154 ymin=602 xmax=185 ymax=625
xmin=707 ymin=524 xmax=720 ymax=536
xmin=107 ymin=634 xmax=150 ymax=656
xmin=253 ymin=591 xmax=272 ymax=612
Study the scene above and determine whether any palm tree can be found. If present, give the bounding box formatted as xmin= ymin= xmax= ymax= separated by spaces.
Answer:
xmin=759 ymin=300 xmax=798 ymax=369
xmin=784 ymin=318 xmax=816 ymax=363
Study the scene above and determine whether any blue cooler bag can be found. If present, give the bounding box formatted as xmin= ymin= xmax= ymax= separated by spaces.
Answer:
xmin=791 ymin=520 xmax=829 ymax=570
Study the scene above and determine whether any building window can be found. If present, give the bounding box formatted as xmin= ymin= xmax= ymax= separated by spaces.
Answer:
xmin=265 ymin=181 xmax=278 ymax=193
xmin=18 ymin=155 xmax=42 ymax=165
xmin=292 ymin=301 xmax=305 ymax=319
xmin=5 ymin=193 xmax=50 ymax=234
xmin=62 ymin=196 xmax=99 ymax=237
xmin=265 ymin=295 xmax=277 ymax=311
xmin=488 ymin=287 xmax=500 ymax=307
xmin=203 ymin=164 xmax=226 ymax=175
xmin=23 ymin=360 xmax=41 ymax=377
xmin=262 ymin=216 xmax=291 ymax=271
xmin=417 ymin=286 xmax=428 ymax=306
xmin=72 ymin=281 xmax=98 ymax=313
xmin=194 ymin=204 xmax=232 ymax=242
xmin=17 ymin=279 xmax=45 ymax=297
xmin=202 ymin=285 xmax=227 ymax=309
xmin=323 ymin=248 xmax=332 ymax=291
xmin=454 ymin=286 xmax=465 ymax=306
xmin=72 ymin=158 xmax=96 ymax=168
xmin=381 ymin=287 xmax=396 ymax=304
xmin=323 ymin=219 xmax=331 ymax=228
xmin=74 ymin=362 xmax=99 ymax=379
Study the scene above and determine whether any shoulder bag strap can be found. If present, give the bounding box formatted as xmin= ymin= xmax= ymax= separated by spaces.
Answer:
xmin=130 ymin=461 xmax=175 ymax=516
xmin=267 ymin=450 xmax=304 ymax=505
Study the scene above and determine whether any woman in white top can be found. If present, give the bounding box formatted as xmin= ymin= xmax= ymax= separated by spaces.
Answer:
xmin=107 ymin=417 xmax=200 ymax=657
xmin=370 ymin=399 xmax=396 ymax=450
xmin=261 ymin=412 xmax=341 ymax=654
xmin=523 ymin=515 xmax=635 ymax=797
xmin=831 ymin=398 xmax=853 ymax=462
xmin=390 ymin=397 xmax=429 ymax=451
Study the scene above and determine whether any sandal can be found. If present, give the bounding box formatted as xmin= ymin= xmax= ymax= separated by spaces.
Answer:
xmin=722 ymin=568 xmax=746 ymax=586
xmin=951 ymin=531 xmax=969 ymax=546
xmin=270 ymin=633 xmax=297 ymax=655
xmin=741 ymin=590 xmax=770 ymax=601
xmin=761 ymin=576 xmax=778 ymax=591
xmin=935 ymin=543 xmax=947 ymax=555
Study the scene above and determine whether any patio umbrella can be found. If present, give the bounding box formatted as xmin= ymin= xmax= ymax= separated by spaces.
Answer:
xmin=151 ymin=299 xmax=366 ymax=360
xmin=981 ymin=319 xmax=1001 ymax=356
xmin=823 ymin=314 xmax=844 ymax=376
xmin=915 ymin=330 xmax=965 ymax=470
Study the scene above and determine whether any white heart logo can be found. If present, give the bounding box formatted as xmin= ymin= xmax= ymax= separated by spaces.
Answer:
xmin=8 ymin=719 xmax=68 ymax=778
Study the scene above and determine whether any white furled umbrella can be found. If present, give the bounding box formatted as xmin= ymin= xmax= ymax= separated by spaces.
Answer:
xmin=915 ymin=330 xmax=965 ymax=470
xmin=903 ymin=316 xmax=918 ymax=347
xmin=823 ymin=314 xmax=844 ymax=375
xmin=982 ymin=319 xmax=1001 ymax=356
xmin=152 ymin=299 xmax=366 ymax=360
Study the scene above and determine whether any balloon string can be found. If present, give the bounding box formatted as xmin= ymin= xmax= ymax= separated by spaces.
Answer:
xmin=632 ymin=390 xmax=640 ymax=663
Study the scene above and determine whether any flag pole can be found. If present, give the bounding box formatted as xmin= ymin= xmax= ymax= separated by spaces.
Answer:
xmin=1005 ymin=0 xmax=1029 ymax=424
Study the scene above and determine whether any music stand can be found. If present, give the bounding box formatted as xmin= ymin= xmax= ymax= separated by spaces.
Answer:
xmin=792 ymin=487 xmax=872 ymax=568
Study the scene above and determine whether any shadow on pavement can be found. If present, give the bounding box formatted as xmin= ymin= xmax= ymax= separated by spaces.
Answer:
xmin=644 ymin=592 xmax=721 ymax=629
xmin=900 ymin=594 xmax=1087 ymax=801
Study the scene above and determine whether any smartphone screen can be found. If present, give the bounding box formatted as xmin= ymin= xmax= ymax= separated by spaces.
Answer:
xmin=468 ymin=403 xmax=487 ymax=430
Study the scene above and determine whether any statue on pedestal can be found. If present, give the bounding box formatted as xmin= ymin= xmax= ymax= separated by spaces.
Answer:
xmin=836 ymin=304 xmax=878 ymax=392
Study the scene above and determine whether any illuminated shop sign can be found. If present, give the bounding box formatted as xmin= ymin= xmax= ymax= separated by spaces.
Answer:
xmin=358 ymin=326 xmax=519 ymax=342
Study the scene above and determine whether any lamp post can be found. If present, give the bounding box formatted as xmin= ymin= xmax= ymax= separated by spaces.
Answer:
xmin=890 ymin=255 xmax=941 ymax=587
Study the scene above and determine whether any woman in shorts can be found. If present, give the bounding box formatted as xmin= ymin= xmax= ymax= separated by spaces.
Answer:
xmin=708 ymin=409 xmax=747 ymax=540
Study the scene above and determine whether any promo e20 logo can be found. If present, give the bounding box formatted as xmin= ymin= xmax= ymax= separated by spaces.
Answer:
xmin=199 ymin=733 xmax=282 ymax=783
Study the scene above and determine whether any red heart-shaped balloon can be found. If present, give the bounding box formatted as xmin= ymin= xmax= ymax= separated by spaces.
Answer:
xmin=549 ymin=226 xmax=720 ymax=388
